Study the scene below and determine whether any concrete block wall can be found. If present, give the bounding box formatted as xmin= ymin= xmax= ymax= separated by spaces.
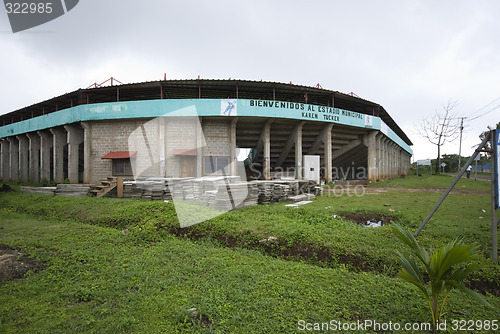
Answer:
xmin=89 ymin=119 xmax=158 ymax=183
xmin=203 ymin=120 xmax=231 ymax=157
xmin=165 ymin=117 xmax=200 ymax=177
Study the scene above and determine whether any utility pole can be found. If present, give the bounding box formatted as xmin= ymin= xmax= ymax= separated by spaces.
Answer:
xmin=458 ymin=117 xmax=466 ymax=171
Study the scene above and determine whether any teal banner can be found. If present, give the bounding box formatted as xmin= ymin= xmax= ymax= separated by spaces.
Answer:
xmin=0 ymin=98 xmax=412 ymax=154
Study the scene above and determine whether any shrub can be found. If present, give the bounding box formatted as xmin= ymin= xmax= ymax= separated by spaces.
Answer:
xmin=391 ymin=224 xmax=490 ymax=330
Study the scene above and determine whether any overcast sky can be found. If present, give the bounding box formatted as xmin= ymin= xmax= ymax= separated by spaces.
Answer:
xmin=1 ymin=0 xmax=498 ymax=161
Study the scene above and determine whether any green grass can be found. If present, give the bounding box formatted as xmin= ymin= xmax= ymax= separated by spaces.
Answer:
xmin=0 ymin=177 xmax=499 ymax=333
xmin=369 ymin=174 xmax=491 ymax=191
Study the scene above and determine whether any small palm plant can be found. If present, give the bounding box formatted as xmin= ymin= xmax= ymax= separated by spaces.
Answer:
xmin=391 ymin=224 xmax=490 ymax=328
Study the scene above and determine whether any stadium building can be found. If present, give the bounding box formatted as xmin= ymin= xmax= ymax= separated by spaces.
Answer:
xmin=0 ymin=79 xmax=412 ymax=185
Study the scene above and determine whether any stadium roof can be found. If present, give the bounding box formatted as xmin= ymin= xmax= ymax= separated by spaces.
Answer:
xmin=0 ymin=79 xmax=412 ymax=145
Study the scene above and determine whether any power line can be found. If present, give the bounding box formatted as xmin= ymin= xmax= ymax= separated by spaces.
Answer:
xmin=468 ymin=103 xmax=500 ymax=121
xmin=466 ymin=96 xmax=500 ymax=119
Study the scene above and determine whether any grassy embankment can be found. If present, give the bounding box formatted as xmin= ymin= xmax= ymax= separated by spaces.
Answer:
xmin=0 ymin=174 xmax=498 ymax=333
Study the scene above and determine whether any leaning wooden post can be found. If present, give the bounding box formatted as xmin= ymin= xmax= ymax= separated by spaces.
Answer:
xmin=415 ymin=133 xmax=491 ymax=236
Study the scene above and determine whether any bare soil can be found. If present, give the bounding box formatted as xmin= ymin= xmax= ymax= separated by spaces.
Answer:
xmin=336 ymin=212 xmax=398 ymax=226
xmin=0 ymin=245 xmax=44 ymax=282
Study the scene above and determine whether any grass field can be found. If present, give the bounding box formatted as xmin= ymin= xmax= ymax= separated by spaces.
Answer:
xmin=0 ymin=175 xmax=499 ymax=333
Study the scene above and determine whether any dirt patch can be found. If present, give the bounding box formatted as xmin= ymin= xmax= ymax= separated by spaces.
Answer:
xmin=337 ymin=212 xmax=398 ymax=226
xmin=0 ymin=184 xmax=14 ymax=192
xmin=0 ymin=245 xmax=44 ymax=282
xmin=467 ymin=277 xmax=500 ymax=296
xmin=168 ymin=227 xmax=390 ymax=274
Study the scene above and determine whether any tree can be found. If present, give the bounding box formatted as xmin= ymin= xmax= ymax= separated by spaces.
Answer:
xmin=419 ymin=100 xmax=461 ymax=173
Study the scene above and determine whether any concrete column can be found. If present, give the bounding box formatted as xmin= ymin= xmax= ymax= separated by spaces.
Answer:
xmin=375 ymin=133 xmax=383 ymax=181
xmin=324 ymin=124 xmax=333 ymax=183
xmin=38 ymin=131 xmax=52 ymax=183
xmin=230 ymin=118 xmax=238 ymax=176
xmin=383 ymin=138 xmax=389 ymax=180
xmin=0 ymin=139 xmax=10 ymax=181
xmin=80 ymin=123 xmax=92 ymax=184
xmin=390 ymin=143 xmax=396 ymax=177
xmin=398 ymin=148 xmax=402 ymax=175
xmin=27 ymin=133 xmax=41 ymax=183
xmin=388 ymin=142 xmax=394 ymax=178
xmin=64 ymin=125 xmax=84 ymax=184
xmin=196 ymin=117 xmax=203 ymax=177
xmin=294 ymin=123 xmax=303 ymax=180
xmin=50 ymin=127 xmax=66 ymax=183
xmin=6 ymin=137 xmax=18 ymax=181
xmin=263 ymin=121 xmax=271 ymax=180
xmin=16 ymin=135 xmax=29 ymax=183
xmin=363 ymin=131 xmax=377 ymax=182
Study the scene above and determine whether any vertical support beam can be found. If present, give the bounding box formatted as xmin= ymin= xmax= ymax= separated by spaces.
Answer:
xmin=196 ymin=117 xmax=203 ymax=177
xmin=383 ymin=138 xmax=388 ymax=180
xmin=38 ymin=131 xmax=52 ymax=182
xmin=295 ymin=122 xmax=303 ymax=180
xmin=50 ymin=127 xmax=66 ymax=183
xmin=0 ymin=139 xmax=10 ymax=181
xmin=80 ymin=122 xmax=92 ymax=184
xmin=376 ymin=133 xmax=383 ymax=181
xmin=363 ymin=131 xmax=377 ymax=182
xmin=7 ymin=137 xmax=18 ymax=181
xmin=230 ymin=117 xmax=239 ymax=176
xmin=263 ymin=121 xmax=271 ymax=180
xmin=158 ymin=118 xmax=166 ymax=177
xmin=390 ymin=142 xmax=395 ymax=178
xmin=27 ymin=132 xmax=40 ymax=183
xmin=117 ymin=177 xmax=124 ymax=198
xmin=64 ymin=125 xmax=84 ymax=184
xmin=324 ymin=124 xmax=333 ymax=183
xmin=16 ymin=135 xmax=29 ymax=183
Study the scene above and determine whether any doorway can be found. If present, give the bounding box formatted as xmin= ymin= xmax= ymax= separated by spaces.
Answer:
xmin=181 ymin=156 xmax=196 ymax=177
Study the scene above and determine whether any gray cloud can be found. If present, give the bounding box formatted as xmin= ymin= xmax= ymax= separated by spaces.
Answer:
xmin=1 ymin=0 xmax=499 ymax=159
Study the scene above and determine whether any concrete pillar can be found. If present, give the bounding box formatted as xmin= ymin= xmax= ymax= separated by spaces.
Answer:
xmin=230 ymin=118 xmax=238 ymax=176
xmin=390 ymin=143 xmax=396 ymax=177
xmin=382 ymin=138 xmax=389 ymax=180
xmin=6 ymin=137 xmax=18 ymax=181
xmin=375 ymin=133 xmax=383 ymax=181
xmin=80 ymin=123 xmax=92 ymax=184
xmin=295 ymin=123 xmax=303 ymax=180
xmin=16 ymin=135 xmax=29 ymax=183
xmin=0 ymin=139 xmax=10 ymax=181
xmin=38 ymin=131 xmax=52 ymax=182
xmin=324 ymin=124 xmax=333 ymax=183
xmin=158 ymin=118 xmax=166 ymax=177
xmin=27 ymin=133 xmax=40 ymax=183
xmin=64 ymin=125 xmax=84 ymax=184
xmin=263 ymin=121 xmax=271 ymax=180
xmin=388 ymin=142 xmax=394 ymax=178
xmin=196 ymin=117 xmax=203 ymax=177
xmin=50 ymin=127 xmax=66 ymax=183
xmin=363 ymin=131 xmax=377 ymax=182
